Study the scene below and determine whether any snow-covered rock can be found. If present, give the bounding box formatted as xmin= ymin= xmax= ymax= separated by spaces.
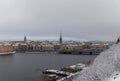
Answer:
xmin=104 ymin=71 xmax=120 ymax=81
xmin=74 ymin=44 xmax=120 ymax=81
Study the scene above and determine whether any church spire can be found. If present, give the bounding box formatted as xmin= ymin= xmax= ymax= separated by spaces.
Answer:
xmin=24 ymin=36 xmax=27 ymax=43
xmin=59 ymin=32 xmax=63 ymax=45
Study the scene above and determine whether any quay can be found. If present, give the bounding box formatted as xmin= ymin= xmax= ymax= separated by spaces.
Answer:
xmin=0 ymin=35 xmax=112 ymax=55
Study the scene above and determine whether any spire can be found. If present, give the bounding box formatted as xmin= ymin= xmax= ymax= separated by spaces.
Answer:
xmin=59 ymin=32 xmax=62 ymax=45
xmin=24 ymin=36 xmax=27 ymax=43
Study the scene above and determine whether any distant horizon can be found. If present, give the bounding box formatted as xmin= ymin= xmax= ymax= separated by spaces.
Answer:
xmin=0 ymin=35 xmax=115 ymax=42
xmin=0 ymin=36 xmax=87 ymax=41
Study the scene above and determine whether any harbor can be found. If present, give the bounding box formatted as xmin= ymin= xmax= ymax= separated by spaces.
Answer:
xmin=0 ymin=53 xmax=97 ymax=81
xmin=0 ymin=36 xmax=112 ymax=81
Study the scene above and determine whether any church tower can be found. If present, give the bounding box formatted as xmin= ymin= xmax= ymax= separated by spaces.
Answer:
xmin=24 ymin=36 xmax=27 ymax=43
xmin=59 ymin=32 xmax=63 ymax=45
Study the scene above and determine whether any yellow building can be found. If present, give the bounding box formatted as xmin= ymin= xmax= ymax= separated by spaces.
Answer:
xmin=0 ymin=45 xmax=15 ymax=52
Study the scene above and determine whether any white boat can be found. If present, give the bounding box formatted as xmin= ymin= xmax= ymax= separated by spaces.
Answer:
xmin=0 ymin=51 xmax=16 ymax=55
xmin=43 ymin=69 xmax=70 ymax=76
xmin=42 ymin=63 xmax=86 ymax=81
xmin=61 ymin=63 xmax=86 ymax=73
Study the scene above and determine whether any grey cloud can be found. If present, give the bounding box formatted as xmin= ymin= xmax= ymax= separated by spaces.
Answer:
xmin=0 ymin=0 xmax=119 ymax=41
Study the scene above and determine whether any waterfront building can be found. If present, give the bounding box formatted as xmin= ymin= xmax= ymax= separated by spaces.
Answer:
xmin=33 ymin=46 xmax=41 ymax=51
xmin=0 ymin=45 xmax=15 ymax=53
xmin=91 ymin=44 xmax=109 ymax=49
xmin=41 ymin=45 xmax=54 ymax=52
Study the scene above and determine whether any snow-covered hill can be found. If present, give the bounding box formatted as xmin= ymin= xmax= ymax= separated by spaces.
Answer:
xmin=74 ymin=44 xmax=120 ymax=81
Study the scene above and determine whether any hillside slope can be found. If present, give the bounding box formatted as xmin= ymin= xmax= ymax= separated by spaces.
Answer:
xmin=74 ymin=44 xmax=120 ymax=81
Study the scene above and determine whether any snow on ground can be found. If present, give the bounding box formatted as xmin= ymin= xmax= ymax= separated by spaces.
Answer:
xmin=104 ymin=71 xmax=120 ymax=81
xmin=74 ymin=44 xmax=120 ymax=81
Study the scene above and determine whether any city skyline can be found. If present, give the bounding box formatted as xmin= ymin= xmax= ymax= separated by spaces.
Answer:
xmin=0 ymin=35 xmax=87 ymax=41
xmin=0 ymin=0 xmax=120 ymax=41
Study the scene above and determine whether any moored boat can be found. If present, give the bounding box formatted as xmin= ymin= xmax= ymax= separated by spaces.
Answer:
xmin=42 ymin=74 xmax=59 ymax=81
xmin=42 ymin=69 xmax=70 ymax=77
xmin=42 ymin=63 xmax=86 ymax=81
xmin=61 ymin=63 xmax=85 ymax=73
xmin=0 ymin=51 xmax=16 ymax=55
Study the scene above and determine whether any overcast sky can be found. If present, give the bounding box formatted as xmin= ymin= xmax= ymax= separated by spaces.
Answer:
xmin=0 ymin=0 xmax=120 ymax=41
